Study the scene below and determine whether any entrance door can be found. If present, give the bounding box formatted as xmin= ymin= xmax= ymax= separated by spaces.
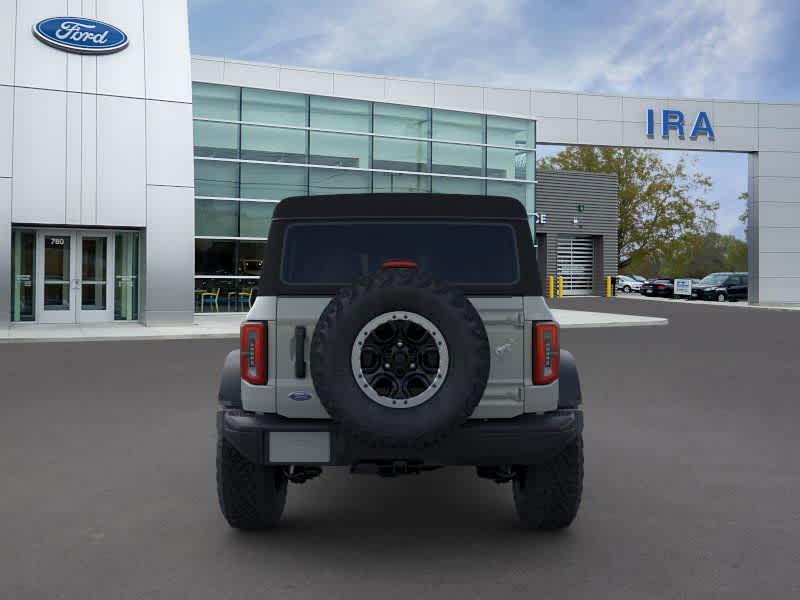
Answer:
xmin=557 ymin=236 xmax=594 ymax=296
xmin=36 ymin=231 xmax=114 ymax=323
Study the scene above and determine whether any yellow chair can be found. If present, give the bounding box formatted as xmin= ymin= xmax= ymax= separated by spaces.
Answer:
xmin=200 ymin=288 xmax=220 ymax=312
xmin=237 ymin=287 xmax=255 ymax=311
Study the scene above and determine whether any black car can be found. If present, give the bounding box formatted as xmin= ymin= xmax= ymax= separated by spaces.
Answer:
xmin=691 ymin=272 xmax=748 ymax=302
xmin=640 ymin=279 xmax=674 ymax=298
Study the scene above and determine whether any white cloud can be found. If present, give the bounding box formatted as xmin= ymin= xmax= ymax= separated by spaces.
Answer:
xmin=230 ymin=0 xmax=781 ymax=99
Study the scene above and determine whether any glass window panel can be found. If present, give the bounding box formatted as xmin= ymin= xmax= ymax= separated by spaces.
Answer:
xmin=192 ymin=83 xmax=240 ymax=120
xmin=373 ymin=173 xmax=430 ymax=193
xmin=43 ymin=235 xmax=71 ymax=311
xmin=11 ymin=230 xmax=35 ymax=322
xmin=311 ymin=96 xmax=370 ymax=132
xmin=194 ymin=277 xmax=235 ymax=313
xmin=238 ymin=242 xmax=266 ymax=276
xmin=373 ymin=137 xmax=429 ymax=172
xmin=194 ymin=160 xmax=239 ymax=198
xmin=241 ymin=125 xmax=306 ymax=163
xmin=431 ymin=142 xmax=484 ymax=176
xmin=242 ymin=88 xmax=307 ymax=126
xmin=239 ymin=201 xmax=276 ymax=238
xmin=374 ymin=103 xmax=430 ymax=137
xmin=195 ymin=198 xmax=238 ymax=237
xmin=487 ymin=148 xmax=533 ymax=180
xmin=281 ymin=222 xmax=519 ymax=286
xmin=432 ymin=110 xmax=484 ymax=143
xmin=195 ymin=240 xmax=236 ymax=275
xmin=486 ymin=116 xmax=534 ymax=148
xmin=240 ymin=163 xmax=307 ymax=200
xmin=81 ymin=237 xmax=107 ymax=311
xmin=114 ymin=232 xmax=139 ymax=321
xmin=309 ymin=168 xmax=371 ymax=195
xmin=310 ymin=132 xmax=370 ymax=168
xmin=487 ymin=180 xmax=533 ymax=205
xmin=431 ymin=176 xmax=484 ymax=195
xmin=193 ymin=121 xmax=239 ymax=159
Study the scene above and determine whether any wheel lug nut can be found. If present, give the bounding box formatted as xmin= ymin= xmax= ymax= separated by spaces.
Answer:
xmin=410 ymin=363 xmax=415 ymax=369
xmin=397 ymin=341 xmax=403 ymax=347
xmin=384 ymin=363 xmax=391 ymax=369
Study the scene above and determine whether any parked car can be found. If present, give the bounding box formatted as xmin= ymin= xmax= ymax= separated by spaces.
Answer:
xmin=616 ymin=274 xmax=643 ymax=293
xmin=691 ymin=272 xmax=749 ymax=302
xmin=640 ymin=279 xmax=674 ymax=298
xmin=630 ymin=275 xmax=647 ymax=283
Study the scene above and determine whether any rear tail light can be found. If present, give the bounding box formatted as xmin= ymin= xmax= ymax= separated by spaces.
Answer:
xmin=657 ymin=284 xmax=665 ymax=290
xmin=533 ymin=321 xmax=560 ymax=385
xmin=240 ymin=321 xmax=267 ymax=385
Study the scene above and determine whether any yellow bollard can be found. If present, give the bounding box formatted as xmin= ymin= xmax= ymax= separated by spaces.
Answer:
xmin=606 ymin=276 xmax=612 ymax=297
xmin=548 ymin=275 xmax=554 ymax=298
xmin=558 ymin=276 xmax=564 ymax=298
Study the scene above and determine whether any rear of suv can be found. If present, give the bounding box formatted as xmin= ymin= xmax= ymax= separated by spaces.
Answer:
xmin=217 ymin=194 xmax=584 ymax=531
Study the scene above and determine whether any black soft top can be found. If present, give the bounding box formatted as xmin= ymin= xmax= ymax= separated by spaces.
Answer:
xmin=272 ymin=193 xmax=530 ymax=221
xmin=259 ymin=193 xmax=541 ymax=297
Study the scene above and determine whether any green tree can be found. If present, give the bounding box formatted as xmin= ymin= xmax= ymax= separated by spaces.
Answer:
xmin=538 ymin=146 xmax=717 ymax=270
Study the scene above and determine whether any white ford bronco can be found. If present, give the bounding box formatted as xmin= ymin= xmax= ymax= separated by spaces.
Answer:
xmin=217 ymin=193 xmax=584 ymax=530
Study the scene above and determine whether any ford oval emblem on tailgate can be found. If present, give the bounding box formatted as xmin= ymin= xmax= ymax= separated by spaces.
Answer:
xmin=289 ymin=391 xmax=312 ymax=401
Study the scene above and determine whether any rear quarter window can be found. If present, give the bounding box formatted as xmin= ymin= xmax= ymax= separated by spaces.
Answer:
xmin=280 ymin=221 xmax=520 ymax=286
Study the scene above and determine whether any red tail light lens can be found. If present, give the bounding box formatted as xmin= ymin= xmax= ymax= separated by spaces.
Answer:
xmin=657 ymin=284 xmax=665 ymax=290
xmin=533 ymin=321 xmax=560 ymax=385
xmin=240 ymin=321 xmax=267 ymax=385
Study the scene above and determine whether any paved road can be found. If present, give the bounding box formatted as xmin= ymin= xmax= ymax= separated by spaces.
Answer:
xmin=1 ymin=298 xmax=799 ymax=599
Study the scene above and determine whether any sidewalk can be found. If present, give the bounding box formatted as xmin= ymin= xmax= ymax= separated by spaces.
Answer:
xmin=1 ymin=309 xmax=667 ymax=343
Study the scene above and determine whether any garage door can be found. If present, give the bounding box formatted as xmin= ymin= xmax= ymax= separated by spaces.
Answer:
xmin=557 ymin=236 xmax=594 ymax=296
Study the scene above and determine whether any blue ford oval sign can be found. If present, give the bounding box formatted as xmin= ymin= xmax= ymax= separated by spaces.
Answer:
xmin=33 ymin=17 xmax=128 ymax=55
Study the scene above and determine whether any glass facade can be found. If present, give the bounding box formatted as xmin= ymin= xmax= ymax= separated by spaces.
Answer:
xmin=192 ymin=82 xmax=536 ymax=312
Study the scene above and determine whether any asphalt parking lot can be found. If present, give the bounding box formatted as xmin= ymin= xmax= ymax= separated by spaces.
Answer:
xmin=2 ymin=297 xmax=799 ymax=599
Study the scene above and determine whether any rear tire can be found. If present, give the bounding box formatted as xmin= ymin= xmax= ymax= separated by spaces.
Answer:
xmin=717 ymin=292 xmax=727 ymax=302
xmin=623 ymin=285 xmax=631 ymax=293
xmin=513 ymin=435 xmax=583 ymax=530
xmin=217 ymin=437 xmax=287 ymax=530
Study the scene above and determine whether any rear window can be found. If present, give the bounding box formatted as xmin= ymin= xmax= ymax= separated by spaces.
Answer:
xmin=281 ymin=221 xmax=520 ymax=286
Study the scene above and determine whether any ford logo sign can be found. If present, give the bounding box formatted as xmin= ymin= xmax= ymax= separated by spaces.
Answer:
xmin=33 ymin=17 xmax=128 ymax=55
xmin=288 ymin=391 xmax=313 ymax=402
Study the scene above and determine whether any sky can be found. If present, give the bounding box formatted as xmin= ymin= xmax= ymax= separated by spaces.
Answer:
xmin=188 ymin=0 xmax=800 ymax=240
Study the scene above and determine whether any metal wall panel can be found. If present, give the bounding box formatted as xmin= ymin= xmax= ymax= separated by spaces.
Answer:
xmin=0 ymin=85 xmax=12 ymax=178
xmin=142 ymin=0 xmax=192 ymax=103
xmin=96 ymin=0 xmax=145 ymax=98
xmin=144 ymin=184 xmax=194 ymax=324
xmin=0 ymin=1 xmax=15 ymax=86
xmin=0 ymin=178 xmax=10 ymax=325
xmin=333 ymin=72 xmax=385 ymax=101
xmin=96 ymin=94 xmax=146 ymax=226
xmin=146 ymin=99 xmax=194 ymax=187
xmin=11 ymin=87 xmax=67 ymax=224
xmin=13 ymin=0 xmax=69 ymax=90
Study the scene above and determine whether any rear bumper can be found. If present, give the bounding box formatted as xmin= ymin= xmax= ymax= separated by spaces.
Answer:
xmin=218 ymin=409 xmax=583 ymax=467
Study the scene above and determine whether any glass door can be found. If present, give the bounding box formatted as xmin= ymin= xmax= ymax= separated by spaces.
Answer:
xmin=35 ymin=230 xmax=115 ymax=323
xmin=37 ymin=231 xmax=76 ymax=323
xmin=78 ymin=232 xmax=114 ymax=322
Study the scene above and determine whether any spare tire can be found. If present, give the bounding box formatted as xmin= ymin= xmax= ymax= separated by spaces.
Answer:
xmin=310 ymin=267 xmax=490 ymax=448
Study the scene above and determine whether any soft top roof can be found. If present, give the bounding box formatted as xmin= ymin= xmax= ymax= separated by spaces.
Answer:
xmin=272 ymin=193 xmax=529 ymax=221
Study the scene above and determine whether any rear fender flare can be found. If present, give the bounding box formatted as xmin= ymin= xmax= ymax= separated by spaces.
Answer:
xmin=558 ymin=349 xmax=582 ymax=409
xmin=218 ymin=349 xmax=242 ymax=409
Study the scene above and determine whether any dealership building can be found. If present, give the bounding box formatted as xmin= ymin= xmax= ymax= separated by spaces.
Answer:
xmin=2 ymin=1 xmax=800 ymax=328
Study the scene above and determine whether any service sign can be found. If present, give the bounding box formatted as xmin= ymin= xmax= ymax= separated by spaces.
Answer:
xmin=33 ymin=17 xmax=128 ymax=54
xmin=674 ymin=278 xmax=693 ymax=296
